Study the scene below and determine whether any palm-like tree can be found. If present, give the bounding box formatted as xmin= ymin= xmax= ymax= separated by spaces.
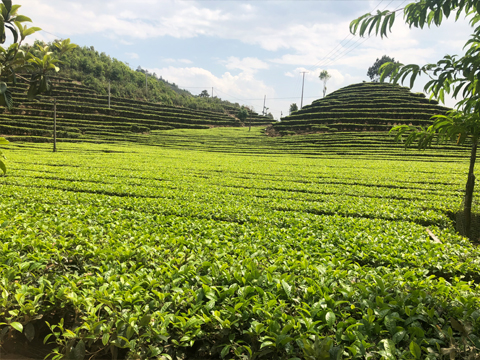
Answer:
xmin=319 ymin=70 xmax=331 ymax=98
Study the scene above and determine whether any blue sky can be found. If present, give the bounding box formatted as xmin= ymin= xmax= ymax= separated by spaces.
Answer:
xmin=21 ymin=0 xmax=473 ymax=119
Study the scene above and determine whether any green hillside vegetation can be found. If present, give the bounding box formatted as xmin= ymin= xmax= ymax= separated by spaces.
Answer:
xmin=40 ymin=41 xmax=233 ymax=113
xmin=273 ymin=82 xmax=450 ymax=136
xmin=0 ymin=76 xmax=271 ymax=143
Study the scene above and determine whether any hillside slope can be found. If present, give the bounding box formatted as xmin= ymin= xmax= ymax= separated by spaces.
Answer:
xmin=41 ymin=41 xmax=249 ymax=114
xmin=0 ymin=77 xmax=271 ymax=143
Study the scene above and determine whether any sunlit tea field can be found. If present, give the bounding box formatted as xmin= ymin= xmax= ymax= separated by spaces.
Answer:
xmin=1 ymin=129 xmax=479 ymax=359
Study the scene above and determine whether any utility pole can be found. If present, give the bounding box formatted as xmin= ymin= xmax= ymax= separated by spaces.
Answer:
xmin=108 ymin=80 xmax=111 ymax=109
xmin=145 ymin=72 xmax=148 ymax=96
xmin=262 ymin=95 xmax=266 ymax=116
xmin=212 ymin=87 xmax=214 ymax=98
xmin=53 ymin=98 xmax=57 ymax=153
xmin=300 ymin=71 xmax=308 ymax=109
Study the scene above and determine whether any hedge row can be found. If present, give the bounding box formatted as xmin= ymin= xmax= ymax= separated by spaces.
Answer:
xmin=298 ymin=102 xmax=449 ymax=113
xmin=282 ymin=111 xmax=441 ymax=122
xmin=11 ymin=102 xmax=237 ymax=124
xmin=9 ymin=96 xmax=236 ymax=123
xmin=4 ymin=109 xmax=237 ymax=127
xmin=0 ymin=124 xmax=81 ymax=138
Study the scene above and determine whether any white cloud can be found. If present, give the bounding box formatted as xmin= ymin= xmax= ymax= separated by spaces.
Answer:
xmin=125 ymin=52 xmax=139 ymax=59
xmin=148 ymin=65 xmax=275 ymax=109
xmin=224 ymin=57 xmax=269 ymax=74
xmin=162 ymin=58 xmax=193 ymax=64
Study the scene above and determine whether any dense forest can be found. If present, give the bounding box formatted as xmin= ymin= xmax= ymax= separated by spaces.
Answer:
xmin=27 ymin=40 xmax=244 ymax=113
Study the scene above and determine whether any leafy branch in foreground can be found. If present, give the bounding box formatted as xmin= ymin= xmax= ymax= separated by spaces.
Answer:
xmin=0 ymin=0 xmax=76 ymax=172
xmin=351 ymin=0 xmax=480 ymax=239
xmin=350 ymin=0 xmax=480 ymax=113
xmin=0 ymin=136 xmax=8 ymax=175
xmin=391 ymin=110 xmax=480 ymax=238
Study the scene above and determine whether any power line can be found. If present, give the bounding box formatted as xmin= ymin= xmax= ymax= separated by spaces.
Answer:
xmin=306 ymin=0 xmax=387 ymax=72
xmin=307 ymin=0 xmax=409 ymax=73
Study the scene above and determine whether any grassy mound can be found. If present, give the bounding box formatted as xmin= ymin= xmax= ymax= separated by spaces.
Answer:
xmin=274 ymin=82 xmax=450 ymax=135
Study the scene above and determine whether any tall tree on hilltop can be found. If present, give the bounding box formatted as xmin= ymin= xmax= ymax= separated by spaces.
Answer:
xmin=319 ymin=70 xmax=331 ymax=98
xmin=350 ymin=0 xmax=480 ymax=239
xmin=367 ymin=55 xmax=399 ymax=82
xmin=289 ymin=103 xmax=298 ymax=114
xmin=199 ymin=90 xmax=210 ymax=98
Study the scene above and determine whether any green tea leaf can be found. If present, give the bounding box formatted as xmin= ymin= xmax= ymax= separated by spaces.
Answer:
xmin=410 ymin=341 xmax=421 ymax=359
xmin=326 ymin=311 xmax=336 ymax=328
xmin=281 ymin=279 xmax=292 ymax=298
xmin=10 ymin=322 xmax=22 ymax=333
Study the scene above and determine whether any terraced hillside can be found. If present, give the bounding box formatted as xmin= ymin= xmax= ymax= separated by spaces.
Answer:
xmin=0 ymin=77 xmax=271 ymax=143
xmin=273 ymin=82 xmax=450 ymax=135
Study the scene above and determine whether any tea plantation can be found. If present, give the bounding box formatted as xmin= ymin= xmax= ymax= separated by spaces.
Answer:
xmin=274 ymin=83 xmax=450 ymax=136
xmin=0 ymin=77 xmax=270 ymax=143
xmin=0 ymin=128 xmax=479 ymax=359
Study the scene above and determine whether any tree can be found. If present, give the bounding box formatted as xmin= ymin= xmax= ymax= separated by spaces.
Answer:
xmin=391 ymin=111 xmax=480 ymax=238
xmin=319 ymin=70 xmax=331 ymax=98
xmin=0 ymin=137 xmax=7 ymax=174
xmin=367 ymin=55 xmax=399 ymax=82
xmin=237 ymin=106 xmax=252 ymax=131
xmin=199 ymin=90 xmax=210 ymax=98
xmin=0 ymin=0 xmax=77 ymax=175
xmin=289 ymin=103 xmax=298 ymax=114
xmin=237 ymin=107 xmax=248 ymax=123
xmin=350 ymin=1 xmax=480 ymax=239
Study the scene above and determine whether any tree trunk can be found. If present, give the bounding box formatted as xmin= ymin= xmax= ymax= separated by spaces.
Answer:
xmin=464 ymin=140 xmax=478 ymax=239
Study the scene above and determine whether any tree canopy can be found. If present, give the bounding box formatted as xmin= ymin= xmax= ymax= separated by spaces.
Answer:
xmin=289 ymin=103 xmax=298 ymax=114
xmin=199 ymin=90 xmax=210 ymax=98
xmin=236 ymin=107 xmax=248 ymax=122
xmin=367 ymin=55 xmax=399 ymax=82
xmin=319 ymin=70 xmax=331 ymax=98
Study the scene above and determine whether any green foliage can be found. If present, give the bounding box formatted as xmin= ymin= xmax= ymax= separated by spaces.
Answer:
xmin=319 ymin=70 xmax=331 ymax=98
xmin=351 ymin=0 xmax=480 ymax=239
xmin=367 ymin=55 xmax=399 ymax=82
xmin=0 ymin=138 xmax=479 ymax=358
xmin=38 ymin=42 xmax=245 ymax=114
xmin=236 ymin=107 xmax=248 ymax=122
xmin=0 ymin=2 xmax=74 ymax=109
xmin=391 ymin=110 xmax=480 ymax=149
xmin=289 ymin=103 xmax=298 ymax=114
xmin=199 ymin=89 xmax=210 ymax=98
xmin=0 ymin=136 xmax=8 ymax=175
xmin=350 ymin=0 xmax=480 ymax=114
